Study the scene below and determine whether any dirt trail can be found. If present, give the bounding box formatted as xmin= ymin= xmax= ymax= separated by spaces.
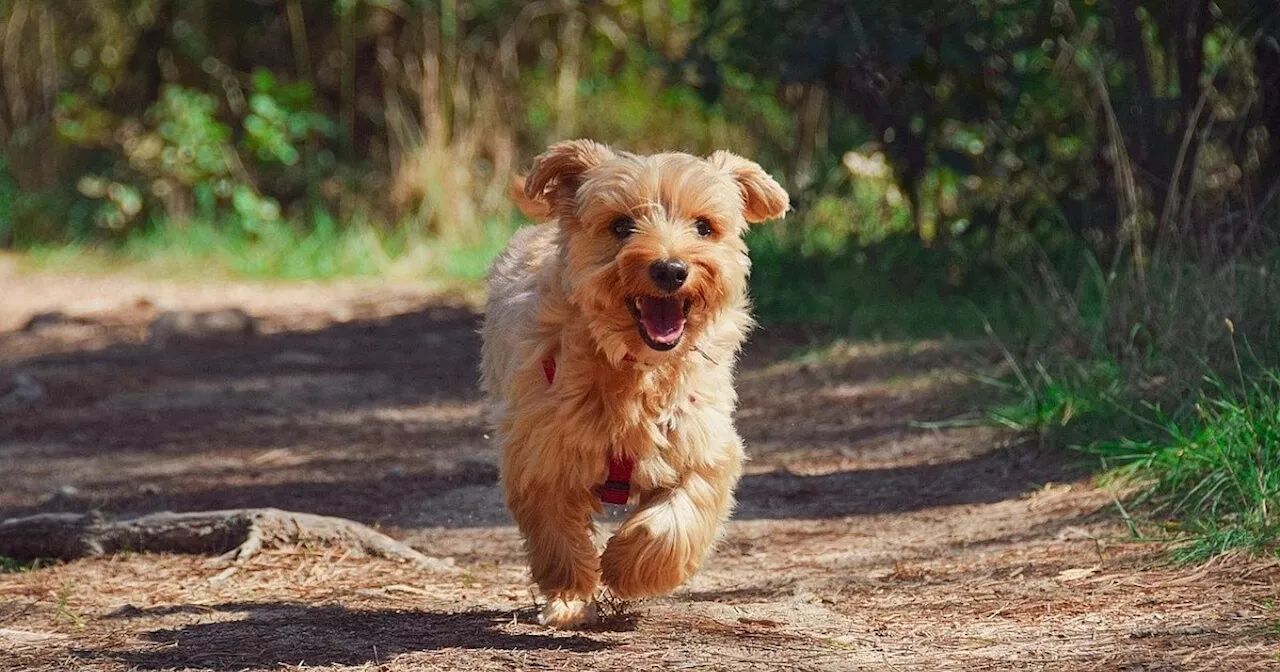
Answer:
xmin=1 ymin=265 xmax=1277 ymax=671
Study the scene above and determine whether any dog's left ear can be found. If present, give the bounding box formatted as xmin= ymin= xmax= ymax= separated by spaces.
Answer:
xmin=708 ymin=151 xmax=790 ymax=223
xmin=510 ymin=176 xmax=551 ymax=221
xmin=524 ymin=139 xmax=615 ymax=209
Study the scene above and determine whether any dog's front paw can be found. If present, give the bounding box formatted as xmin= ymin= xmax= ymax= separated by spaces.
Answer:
xmin=601 ymin=523 xmax=692 ymax=600
xmin=538 ymin=597 xmax=599 ymax=629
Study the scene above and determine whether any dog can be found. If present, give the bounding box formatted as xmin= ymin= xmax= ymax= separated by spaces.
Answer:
xmin=480 ymin=139 xmax=789 ymax=628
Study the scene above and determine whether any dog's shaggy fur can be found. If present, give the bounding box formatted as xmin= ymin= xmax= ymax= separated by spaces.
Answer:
xmin=480 ymin=140 xmax=789 ymax=628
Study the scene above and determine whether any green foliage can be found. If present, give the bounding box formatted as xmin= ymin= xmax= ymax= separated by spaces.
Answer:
xmin=56 ymin=78 xmax=341 ymax=236
xmin=4 ymin=0 xmax=1277 ymax=266
xmin=699 ymin=0 xmax=1277 ymax=260
xmin=242 ymin=69 xmax=336 ymax=167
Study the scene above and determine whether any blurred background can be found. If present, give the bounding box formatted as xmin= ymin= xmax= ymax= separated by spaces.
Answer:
xmin=2 ymin=1 xmax=1280 ymax=558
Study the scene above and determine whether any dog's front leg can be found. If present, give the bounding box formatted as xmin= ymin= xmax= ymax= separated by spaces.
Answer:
xmin=507 ymin=480 xmax=601 ymax=627
xmin=599 ymin=448 xmax=742 ymax=599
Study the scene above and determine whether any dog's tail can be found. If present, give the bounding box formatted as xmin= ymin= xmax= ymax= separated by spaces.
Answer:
xmin=510 ymin=176 xmax=551 ymax=222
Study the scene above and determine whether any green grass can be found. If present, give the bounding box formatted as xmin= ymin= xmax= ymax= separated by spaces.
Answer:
xmin=986 ymin=290 xmax=1280 ymax=562
xmin=0 ymin=556 xmax=51 ymax=573
xmin=746 ymin=229 xmax=1037 ymax=340
xmin=983 ymin=353 xmax=1134 ymax=440
xmin=965 ymin=244 xmax=1280 ymax=563
xmin=22 ymin=215 xmax=519 ymax=284
xmin=987 ymin=363 xmax=1280 ymax=563
xmin=1089 ymin=372 xmax=1280 ymax=562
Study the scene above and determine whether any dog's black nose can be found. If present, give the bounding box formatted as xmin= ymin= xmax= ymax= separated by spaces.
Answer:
xmin=649 ymin=258 xmax=689 ymax=293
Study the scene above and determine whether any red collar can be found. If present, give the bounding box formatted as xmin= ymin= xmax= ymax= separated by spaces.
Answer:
xmin=542 ymin=355 xmax=634 ymax=505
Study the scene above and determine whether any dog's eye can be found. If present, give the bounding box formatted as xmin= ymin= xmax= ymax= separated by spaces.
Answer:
xmin=611 ymin=217 xmax=636 ymax=239
xmin=695 ymin=218 xmax=714 ymax=238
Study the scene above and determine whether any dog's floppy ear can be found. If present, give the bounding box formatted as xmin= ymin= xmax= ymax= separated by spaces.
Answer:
xmin=708 ymin=151 xmax=790 ymax=223
xmin=509 ymin=176 xmax=551 ymax=221
xmin=523 ymin=139 xmax=615 ymax=208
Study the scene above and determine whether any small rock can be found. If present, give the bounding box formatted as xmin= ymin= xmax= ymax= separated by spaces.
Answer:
xmin=149 ymin=309 xmax=258 ymax=347
xmin=19 ymin=312 xmax=100 ymax=338
xmin=21 ymin=311 xmax=74 ymax=332
xmin=44 ymin=484 xmax=82 ymax=505
xmin=0 ymin=628 xmax=68 ymax=645
xmin=0 ymin=374 xmax=45 ymax=409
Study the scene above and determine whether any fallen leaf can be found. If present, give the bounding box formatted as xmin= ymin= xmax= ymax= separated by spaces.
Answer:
xmin=1056 ymin=566 xmax=1100 ymax=582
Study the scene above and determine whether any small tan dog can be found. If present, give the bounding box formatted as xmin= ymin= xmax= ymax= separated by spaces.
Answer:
xmin=481 ymin=139 xmax=789 ymax=628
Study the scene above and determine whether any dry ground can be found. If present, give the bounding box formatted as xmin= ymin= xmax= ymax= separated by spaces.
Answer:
xmin=1 ymin=258 xmax=1277 ymax=671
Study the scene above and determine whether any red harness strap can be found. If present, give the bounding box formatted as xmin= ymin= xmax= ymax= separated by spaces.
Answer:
xmin=542 ymin=356 xmax=634 ymax=505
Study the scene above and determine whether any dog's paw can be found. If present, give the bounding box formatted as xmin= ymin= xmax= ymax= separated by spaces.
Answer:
xmin=538 ymin=597 xmax=599 ymax=629
xmin=601 ymin=523 xmax=692 ymax=599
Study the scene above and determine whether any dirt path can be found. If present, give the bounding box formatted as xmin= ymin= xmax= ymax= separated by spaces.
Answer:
xmin=1 ymin=265 xmax=1277 ymax=671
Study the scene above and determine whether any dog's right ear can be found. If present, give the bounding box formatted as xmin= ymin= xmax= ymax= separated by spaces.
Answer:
xmin=523 ymin=139 xmax=615 ymax=209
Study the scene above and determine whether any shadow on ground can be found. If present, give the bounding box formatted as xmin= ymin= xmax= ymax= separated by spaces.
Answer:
xmin=736 ymin=444 xmax=1076 ymax=520
xmin=1 ymin=303 xmax=1072 ymax=529
xmin=82 ymin=602 xmax=605 ymax=670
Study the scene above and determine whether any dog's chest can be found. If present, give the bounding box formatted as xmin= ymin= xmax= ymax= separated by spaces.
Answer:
xmin=635 ymin=373 xmax=696 ymax=440
xmin=655 ymin=403 xmax=682 ymax=436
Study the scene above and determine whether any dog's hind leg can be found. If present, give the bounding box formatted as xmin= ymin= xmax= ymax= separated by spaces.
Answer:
xmin=599 ymin=446 xmax=743 ymax=599
xmin=507 ymin=482 xmax=601 ymax=627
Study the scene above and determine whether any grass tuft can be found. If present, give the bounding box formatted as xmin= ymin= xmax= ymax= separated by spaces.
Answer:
xmin=0 ymin=556 xmax=52 ymax=573
xmin=1090 ymin=372 xmax=1280 ymax=562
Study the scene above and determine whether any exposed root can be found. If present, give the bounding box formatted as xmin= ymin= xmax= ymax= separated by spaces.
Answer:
xmin=0 ymin=509 xmax=451 ymax=570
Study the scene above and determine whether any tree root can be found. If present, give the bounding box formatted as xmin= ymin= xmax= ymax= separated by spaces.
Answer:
xmin=0 ymin=508 xmax=451 ymax=570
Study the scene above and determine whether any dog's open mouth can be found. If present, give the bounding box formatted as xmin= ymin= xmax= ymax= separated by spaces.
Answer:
xmin=628 ymin=295 xmax=691 ymax=351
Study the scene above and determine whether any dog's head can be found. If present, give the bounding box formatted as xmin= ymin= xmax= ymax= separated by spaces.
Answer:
xmin=522 ymin=140 xmax=789 ymax=359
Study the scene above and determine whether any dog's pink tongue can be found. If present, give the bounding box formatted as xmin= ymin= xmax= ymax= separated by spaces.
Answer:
xmin=640 ymin=296 xmax=685 ymax=344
